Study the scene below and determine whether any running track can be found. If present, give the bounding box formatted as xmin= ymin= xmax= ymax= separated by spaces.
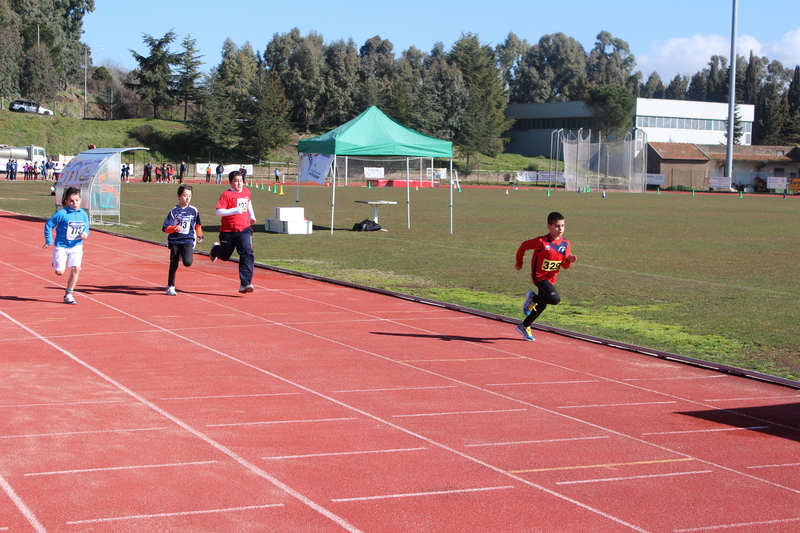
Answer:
xmin=1 ymin=210 xmax=799 ymax=533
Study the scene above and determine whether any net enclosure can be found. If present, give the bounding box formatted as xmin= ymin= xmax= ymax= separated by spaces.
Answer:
xmin=561 ymin=129 xmax=647 ymax=192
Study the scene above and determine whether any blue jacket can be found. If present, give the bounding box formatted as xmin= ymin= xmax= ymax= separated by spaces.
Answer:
xmin=44 ymin=206 xmax=90 ymax=248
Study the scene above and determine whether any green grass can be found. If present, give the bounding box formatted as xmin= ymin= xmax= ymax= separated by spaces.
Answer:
xmin=3 ymin=180 xmax=798 ymax=381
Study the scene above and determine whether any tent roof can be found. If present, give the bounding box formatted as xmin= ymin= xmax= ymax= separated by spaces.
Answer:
xmin=298 ymin=106 xmax=452 ymax=158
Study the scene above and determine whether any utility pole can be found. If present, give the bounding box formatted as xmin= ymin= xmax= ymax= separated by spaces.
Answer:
xmin=83 ymin=46 xmax=87 ymax=119
xmin=724 ymin=0 xmax=738 ymax=182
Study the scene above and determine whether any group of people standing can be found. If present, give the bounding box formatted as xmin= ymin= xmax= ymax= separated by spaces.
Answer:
xmin=5 ymin=159 xmax=58 ymax=181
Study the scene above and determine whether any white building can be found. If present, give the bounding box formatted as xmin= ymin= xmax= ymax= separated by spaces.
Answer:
xmin=504 ymin=98 xmax=755 ymax=157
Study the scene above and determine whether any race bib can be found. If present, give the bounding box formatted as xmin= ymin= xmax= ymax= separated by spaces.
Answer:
xmin=237 ymin=199 xmax=249 ymax=213
xmin=176 ymin=215 xmax=192 ymax=234
xmin=541 ymin=259 xmax=562 ymax=271
xmin=67 ymin=221 xmax=85 ymax=241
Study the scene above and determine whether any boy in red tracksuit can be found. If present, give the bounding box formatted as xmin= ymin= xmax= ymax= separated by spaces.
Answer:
xmin=210 ymin=170 xmax=257 ymax=293
xmin=514 ymin=211 xmax=577 ymax=341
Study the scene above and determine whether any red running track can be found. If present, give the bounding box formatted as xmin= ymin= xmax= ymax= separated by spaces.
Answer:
xmin=1 ymin=210 xmax=799 ymax=533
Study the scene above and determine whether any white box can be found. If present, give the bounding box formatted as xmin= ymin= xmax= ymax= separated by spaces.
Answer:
xmin=272 ymin=207 xmax=305 ymax=222
xmin=265 ymin=218 xmax=312 ymax=234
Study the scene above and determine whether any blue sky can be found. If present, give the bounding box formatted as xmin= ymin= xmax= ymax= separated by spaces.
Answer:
xmin=83 ymin=0 xmax=800 ymax=81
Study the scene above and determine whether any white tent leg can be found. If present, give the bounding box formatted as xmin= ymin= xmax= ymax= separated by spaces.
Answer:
xmin=330 ymin=155 xmax=337 ymax=234
xmin=406 ymin=157 xmax=411 ymax=229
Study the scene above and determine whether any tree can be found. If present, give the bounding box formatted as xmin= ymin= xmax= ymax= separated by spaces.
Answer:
xmin=189 ymin=74 xmax=239 ymax=162
xmin=448 ymin=33 xmax=513 ymax=165
xmin=586 ymin=31 xmax=635 ymax=87
xmin=724 ymin=104 xmax=744 ymax=145
xmin=176 ymin=34 xmax=204 ymax=121
xmin=0 ymin=27 xmax=22 ymax=105
xmin=686 ymin=70 xmax=708 ymax=101
xmin=215 ymin=39 xmax=259 ymax=116
xmin=665 ymin=74 xmax=688 ymax=100
xmin=20 ymin=45 xmax=59 ymax=104
xmin=584 ymin=84 xmax=635 ymax=140
xmin=321 ymin=38 xmax=358 ymax=124
xmin=742 ymin=52 xmax=763 ymax=105
xmin=641 ymin=72 xmax=665 ymax=99
xmin=521 ymin=33 xmax=587 ymax=102
xmin=284 ymin=32 xmax=325 ymax=131
xmin=126 ymin=31 xmax=180 ymax=118
xmin=241 ymin=71 xmax=293 ymax=163
xmin=411 ymin=58 xmax=469 ymax=142
xmin=495 ymin=32 xmax=528 ymax=92
xmin=787 ymin=65 xmax=800 ymax=117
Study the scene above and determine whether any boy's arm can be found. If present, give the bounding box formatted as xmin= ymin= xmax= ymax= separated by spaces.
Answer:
xmin=162 ymin=209 xmax=179 ymax=233
xmin=80 ymin=211 xmax=90 ymax=239
xmin=43 ymin=213 xmax=59 ymax=247
xmin=561 ymin=242 xmax=576 ymax=269
xmin=514 ymin=239 xmax=538 ymax=270
xmin=248 ymin=200 xmax=256 ymax=225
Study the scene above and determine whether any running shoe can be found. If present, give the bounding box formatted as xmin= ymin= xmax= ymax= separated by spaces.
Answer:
xmin=516 ymin=323 xmax=535 ymax=341
xmin=238 ymin=284 xmax=254 ymax=293
xmin=210 ymin=242 xmax=219 ymax=262
xmin=64 ymin=293 xmax=77 ymax=305
xmin=522 ymin=290 xmax=537 ymax=316
xmin=166 ymin=286 xmax=177 ymax=296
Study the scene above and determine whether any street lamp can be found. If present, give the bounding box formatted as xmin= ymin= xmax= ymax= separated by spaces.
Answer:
xmin=83 ymin=46 xmax=87 ymax=119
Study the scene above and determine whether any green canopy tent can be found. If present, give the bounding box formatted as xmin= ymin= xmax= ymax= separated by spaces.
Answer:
xmin=297 ymin=106 xmax=455 ymax=233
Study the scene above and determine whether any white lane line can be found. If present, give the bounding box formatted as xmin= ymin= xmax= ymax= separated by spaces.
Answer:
xmin=485 ymin=380 xmax=600 ymax=386
xmin=556 ymin=470 xmax=713 ymax=485
xmin=207 ymin=417 xmax=357 ymax=428
xmin=702 ymin=395 xmax=800 ymax=402
xmin=161 ymin=392 xmax=301 ymax=401
xmin=66 ymin=504 xmax=285 ymax=525
xmin=642 ymin=426 xmax=770 ymax=436
xmin=264 ymin=447 xmax=427 ymax=460
xmin=25 ymin=461 xmax=219 ymax=477
xmin=465 ymin=436 xmax=611 ymax=448
xmin=392 ymin=408 xmax=527 ymax=418
xmin=0 ymin=472 xmax=47 ymax=533
xmin=331 ymin=386 xmax=458 ymax=393
xmin=674 ymin=516 xmax=800 ymax=532
xmin=332 ymin=485 xmax=515 ymax=503
xmin=0 ymin=427 xmax=170 ymax=439
xmin=746 ymin=462 xmax=800 ymax=469
xmin=0 ymin=400 xmax=126 ymax=409
xmin=558 ymin=401 xmax=677 ymax=409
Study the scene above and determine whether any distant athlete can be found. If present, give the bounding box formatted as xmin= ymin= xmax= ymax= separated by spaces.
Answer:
xmin=43 ymin=187 xmax=90 ymax=304
xmin=210 ymin=170 xmax=257 ymax=293
xmin=162 ymin=185 xmax=203 ymax=296
xmin=514 ymin=211 xmax=577 ymax=341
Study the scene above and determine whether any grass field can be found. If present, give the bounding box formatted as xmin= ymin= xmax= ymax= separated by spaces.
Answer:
xmin=2 ymin=179 xmax=798 ymax=381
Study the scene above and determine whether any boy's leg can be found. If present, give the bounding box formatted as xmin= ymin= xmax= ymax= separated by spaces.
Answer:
xmin=522 ymin=280 xmax=561 ymax=327
xmin=234 ymin=229 xmax=255 ymax=289
xmin=180 ymin=243 xmax=194 ymax=267
xmin=167 ymin=243 xmax=181 ymax=287
xmin=212 ymin=233 xmax=236 ymax=262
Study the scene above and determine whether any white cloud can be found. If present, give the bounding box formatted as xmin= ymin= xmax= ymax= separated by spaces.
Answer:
xmin=637 ymin=27 xmax=800 ymax=80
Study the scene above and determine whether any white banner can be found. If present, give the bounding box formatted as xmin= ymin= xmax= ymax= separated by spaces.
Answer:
xmin=364 ymin=167 xmax=384 ymax=179
xmin=515 ymin=171 xmax=538 ymax=182
xmin=709 ymin=176 xmax=731 ymax=189
xmin=767 ymin=177 xmax=787 ymax=189
xmin=298 ymin=153 xmax=335 ymax=185
xmin=646 ymin=174 xmax=665 ymax=185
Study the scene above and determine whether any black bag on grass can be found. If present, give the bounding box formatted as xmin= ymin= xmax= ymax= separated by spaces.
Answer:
xmin=352 ymin=219 xmax=382 ymax=231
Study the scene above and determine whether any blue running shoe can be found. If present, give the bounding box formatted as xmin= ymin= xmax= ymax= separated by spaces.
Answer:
xmin=522 ymin=290 xmax=537 ymax=316
xmin=516 ymin=323 xmax=535 ymax=341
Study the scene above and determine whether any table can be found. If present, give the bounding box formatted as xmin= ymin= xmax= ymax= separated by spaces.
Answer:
xmin=354 ymin=200 xmax=397 ymax=224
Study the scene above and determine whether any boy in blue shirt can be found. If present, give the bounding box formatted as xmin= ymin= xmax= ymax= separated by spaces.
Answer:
xmin=162 ymin=185 xmax=203 ymax=295
xmin=43 ymin=187 xmax=90 ymax=304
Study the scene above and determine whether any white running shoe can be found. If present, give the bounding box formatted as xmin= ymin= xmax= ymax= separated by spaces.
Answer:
xmin=64 ymin=293 xmax=77 ymax=305
xmin=210 ymin=242 xmax=219 ymax=262
xmin=166 ymin=286 xmax=177 ymax=296
xmin=238 ymin=284 xmax=254 ymax=293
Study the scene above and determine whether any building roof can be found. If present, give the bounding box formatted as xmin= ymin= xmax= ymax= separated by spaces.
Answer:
xmin=649 ymin=143 xmax=709 ymax=160
xmin=650 ymin=143 xmax=800 ymax=162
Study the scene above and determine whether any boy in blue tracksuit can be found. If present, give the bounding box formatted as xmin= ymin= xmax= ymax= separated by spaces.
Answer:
xmin=162 ymin=185 xmax=203 ymax=295
xmin=43 ymin=187 xmax=90 ymax=304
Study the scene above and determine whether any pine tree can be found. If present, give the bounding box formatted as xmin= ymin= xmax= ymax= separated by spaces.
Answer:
xmin=126 ymin=31 xmax=180 ymax=118
xmin=176 ymin=35 xmax=204 ymax=121
xmin=242 ymin=71 xmax=293 ymax=163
